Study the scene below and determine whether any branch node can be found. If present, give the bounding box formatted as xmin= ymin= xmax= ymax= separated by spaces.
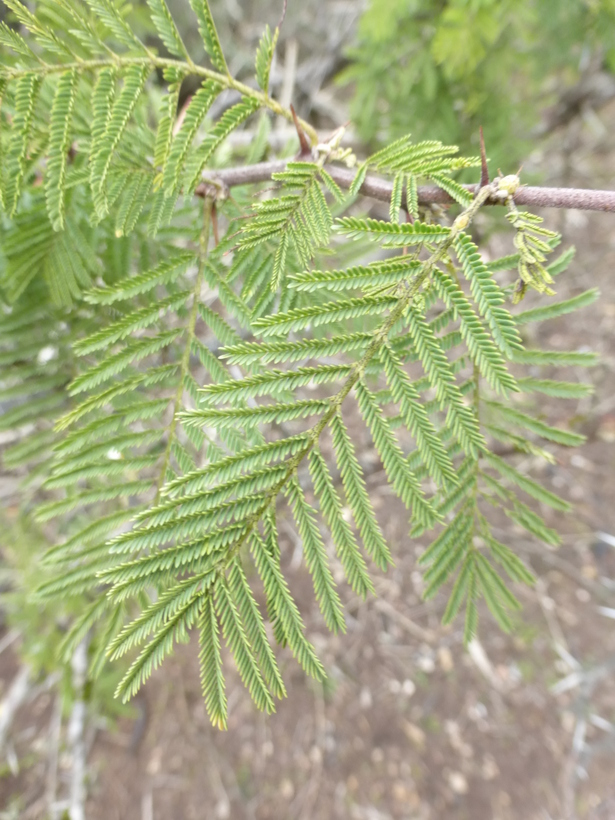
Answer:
xmin=195 ymin=177 xmax=230 ymax=203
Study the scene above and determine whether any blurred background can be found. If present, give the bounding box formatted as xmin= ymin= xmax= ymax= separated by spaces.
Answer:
xmin=2 ymin=0 xmax=615 ymax=817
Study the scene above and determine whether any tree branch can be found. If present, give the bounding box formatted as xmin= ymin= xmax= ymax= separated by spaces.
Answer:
xmin=197 ymin=160 xmax=615 ymax=212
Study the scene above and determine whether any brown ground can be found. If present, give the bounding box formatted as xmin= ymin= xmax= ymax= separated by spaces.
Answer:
xmin=2 ymin=107 xmax=615 ymax=820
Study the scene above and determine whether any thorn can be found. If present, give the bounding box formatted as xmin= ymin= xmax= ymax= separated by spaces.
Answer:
xmin=290 ymin=103 xmax=311 ymax=157
xmin=479 ymin=126 xmax=489 ymax=188
xmin=194 ymin=177 xmax=229 ymax=203
xmin=277 ymin=0 xmax=288 ymax=30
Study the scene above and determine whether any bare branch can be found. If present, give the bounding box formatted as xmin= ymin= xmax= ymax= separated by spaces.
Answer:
xmin=197 ymin=160 xmax=615 ymax=212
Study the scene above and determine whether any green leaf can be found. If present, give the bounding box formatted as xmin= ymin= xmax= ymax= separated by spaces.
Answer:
xmin=510 ymin=349 xmax=598 ymax=368
xmin=355 ymin=380 xmax=437 ymax=530
xmin=182 ymin=398 xmax=329 ymax=430
xmin=227 ymin=559 xmax=286 ymax=699
xmin=255 ymin=25 xmax=279 ymax=93
xmin=546 ymin=246 xmax=575 ymax=276
xmin=5 ymin=71 xmax=41 ymax=214
xmin=286 ymin=477 xmax=346 ymax=633
xmin=84 ymin=252 xmax=195 ymax=305
xmin=430 ymin=172 xmax=473 ymax=207
xmin=366 ymin=136 xmax=463 ymax=174
xmin=253 ymin=295 xmax=395 ymax=336
xmin=290 ymin=257 xmax=421 ymax=292
xmin=389 ymin=171 xmax=404 ymax=222
xmin=112 ymin=578 xmax=208 ymax=701
xmin=486 ymin=400 xmax=585 ymax=447
xmin=250 ymin=531 xmax=326 ymax=681
xmin=161 ymin=79 xmax=221 ymax=195
xmin=186 ymin=97 xmax=260 ymax=194
xmin=483 ymin=451 xmax=571 ymax=511
xmin=516 ymin=377 xmax=593 ymax=399
xmin=222 ymin=334 xmax=371 ymax=366
xmin=504 ymin=499 xmax=560 ymax=546
xmin=407 ymin=173 xmax=418 ymax=219
xmin=336 ymin=216 xmax=451 ymax=246
xmin=433 ymin=267 xmax=518 ymax=395
xmin=442 ymin=557 xmax=472 ymax=625
xmin=164 ymin=434 xmax=309 ymax=497
xmin=188 ymin=0 xmax=228 ymax=72
xmin=464 ymin=577 xmax=478 ymax=643
xmin=309 ymin=449 xmax=374 ymax=599
xmin=454 ymin=233 xmax=523 ymax=357
xmin=514 ymin=289 xmax=599 ymax=325
xmin=405 ymin=305 xmax=484 ymax=456
xmin=381 ymin=343 xmax=456 ymax=488
xmin=349 ymin=161 xmax=368 ymax=196
xmin=90 ymin=64 xmax=149 ymax=217
xmin=331 ymin=412 xmax=392 ymax=571
xmin=73 ymin=290 xmax=191 ymax=355
xmin=214 ymin=579 xmax=275 ymax=713
xmin=45 ymin=69 xmax=78 ymax=231
xmin=90 ymin=66 xmax=116 ymax=162
xmin=84 ymin=0 xmax=147 ymax=50
xmin=69 ymin=329 xmax=183 ymax=395
xmin=199 ymin=593 xmax=228 ymax=729
xmin=485 ymin=533 xmax=535 ymax=586
xmin=201 ymin=364 xmax=350 ymax=404
xmin=146 ymin=0 xmax=190 ymax=59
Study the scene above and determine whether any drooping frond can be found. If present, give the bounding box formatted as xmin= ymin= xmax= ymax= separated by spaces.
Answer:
xmin=0 ymin=3 xmax=598 ymax=726
xmin=404 ymin=304 xmax=485 ymax=455
xmin=308 ymin=449 xmax=375 ymax=599
xmin=380 ymin=343 xmax=456 ymax=488
xmin=45 ymin=68 xmax=78 ymax=231
xmin=507 ymin=207 xmax=560 ymax=302
xmin=330 ymin=412 xmax=392 ymax=571
xmin=5 ymin=72 xmax=40 ymax=214
xmin=355 ymin=380 xmax=438 ymax=530
xmin=286 ymin=477 xmax=346 ymax=633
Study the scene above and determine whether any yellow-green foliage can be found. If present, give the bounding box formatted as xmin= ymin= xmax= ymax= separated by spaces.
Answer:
xmin=0 ymin=0 xmax=598 ymax=731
